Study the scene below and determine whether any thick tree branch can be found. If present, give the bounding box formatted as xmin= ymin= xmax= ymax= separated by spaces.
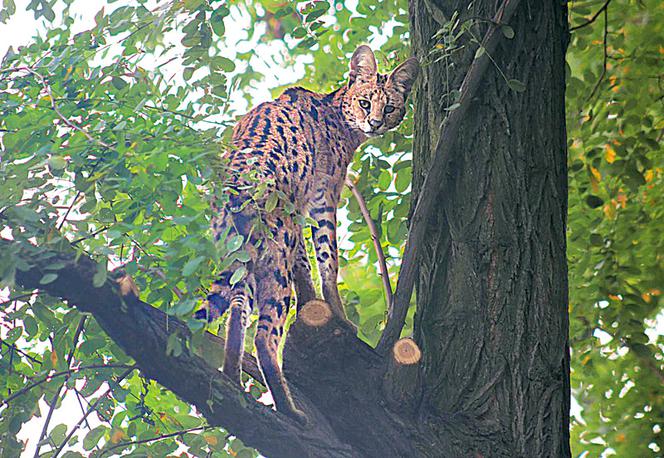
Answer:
xmin=377 ymin=0 xmax=522 ymax=354
xmin=2 ymin=239 xmax=354 ymax=458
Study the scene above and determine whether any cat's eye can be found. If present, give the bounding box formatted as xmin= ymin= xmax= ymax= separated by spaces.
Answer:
xmin=384 ymin=105 xmax=395 ymax=114
xmin=359 ymin=99 xmax=371 ymax=110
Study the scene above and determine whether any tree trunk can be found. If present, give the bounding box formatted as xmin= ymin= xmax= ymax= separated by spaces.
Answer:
xmin=410 ymin=0 xmax=571 ymax=456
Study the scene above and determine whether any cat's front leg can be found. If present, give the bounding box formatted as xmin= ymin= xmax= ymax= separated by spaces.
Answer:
xmin=310 ymin=196 xmax=347 ymax=321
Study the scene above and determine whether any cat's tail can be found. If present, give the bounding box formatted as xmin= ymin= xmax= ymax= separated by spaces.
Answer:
xmin=221 ymin=289 xmax=252 ymax=382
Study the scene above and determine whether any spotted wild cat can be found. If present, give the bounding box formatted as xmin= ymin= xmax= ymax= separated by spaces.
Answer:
xmin=196 ymin=45 xmax=419 ymax=420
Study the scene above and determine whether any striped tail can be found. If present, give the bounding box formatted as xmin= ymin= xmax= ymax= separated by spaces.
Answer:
xmin=222 ymin=291 xmax=252 ymax=383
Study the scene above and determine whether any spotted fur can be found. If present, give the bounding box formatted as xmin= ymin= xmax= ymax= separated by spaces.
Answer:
xmin=197 ymin=46 xmax=419 ymax=420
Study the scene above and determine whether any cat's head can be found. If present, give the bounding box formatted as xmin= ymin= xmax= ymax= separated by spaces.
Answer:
xmin=342 ymin=45 xmax=419 ymax=136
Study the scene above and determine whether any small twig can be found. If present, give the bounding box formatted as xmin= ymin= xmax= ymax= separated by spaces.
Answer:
xmin=137 ymin=265 xmax=184 ymax=300
xmin=71 ymin=225 xmax=110 ymax=245
xmin=33 ymin=316 xmax=87 ymax=458
xmin=585 ymin=6 xmax=609 ymax=102
xmin=73 ymin=389 xmax=92 ymax=430
xmin=345 ymin=177 xmax=393 ymax=309
xmin=23 ymin=67 xmax=115 ymax=151
xmin=57 ymin=191 xmax=83 ymax=230
xmin=99 ymin=425 xmax=211 ymax=457
xmin=0 ymin=292 xmax=39 ymax=308
xmin=0 ymin=340 xmax=42 ymax=365
xmin=52 ymin=367 xmax=136 ymax=458
xmin=377 ymin=0 xmax=523 ymax=354
xmin=0 ymin=363 xmax=136 ymax=407
xmin=570 ymin=0 xmax=611 ymax=31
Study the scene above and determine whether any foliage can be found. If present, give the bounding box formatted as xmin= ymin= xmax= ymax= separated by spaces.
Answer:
xmin=566 ymin=1 xmax=663 ymax=456
xmin=0 ymin=0 xmax=661 ymax=456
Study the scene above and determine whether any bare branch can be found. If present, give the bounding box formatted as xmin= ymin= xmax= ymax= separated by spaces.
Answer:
xmin=0 ymin=339 xmax=42 ymax=365
xmin=57 ymin=191 xmax=83 ymax=231
xmin=377 ymin=0 xmax=523 ymax=354
xmin=0 ymin=364 xmax=135 ymax=408
xmin=71 ymin=225 xmax=110 ymax=245
xmin=0 ymin=292 xmax=39 ymax=309
xmin=34 ymin=316 xmax=87 ymax=458
xmin=52 ymin=367 xmax=136 ymax=458
xmin=586 ymin=6 xmax=609 ymax=102
xmin=23 ymin=67 xmax=115 ymax=151
xmin=345 ymin=176 xmax=393 ymax=309
xmin=99 ymin=425 xmax=211 ymax=457
xmin=570 ymin=0 xmax=611 ymax=32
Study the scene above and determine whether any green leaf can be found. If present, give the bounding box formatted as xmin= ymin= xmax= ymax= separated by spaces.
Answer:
xmin=48 ymin=156 xmax=67 ymax=170
xmin=93 ymin=261 xmax=107 ymax=287
xmin=40 ymin=273 xmax=58 ymax=285
xmin=229 ymin=266 xmax=247 ymax=286
xmin=166 ymin=332 xmax=183 ymax=357
xmin=5 ymin=326 xmax=22 ymax=344
xmin=210 ymin=9 xmax=226 ymax=37
xmin=265 ymin=192 xmax=279 ymax=212
xmin=395 ymin=170 xmax=411 ymax=193
xmin=589 ymin=233 xmax=603 ymax=246
xmin=49 ymin=423 xmax=68 ymax=444
xmin=501 ymin=25 xmax=515 ymax=39
xmin=292 ymin=27 xmax=307 ymax=39
xmin=507 ymin=79 xmax=526 ymax=92
xmin=474 ymin=46 xmax=485 ymax=59
xmin=83 ymin=426 xmax=107 ymax=451
xmin=233 ymin=250 xmax=251 ymax=262
xmin=183 ymin=256 xmax=205 ymax=276
xmin=213 ymin=56 xmax=235 ymax=72
xmin=274 ymin=5 xmax=293 ymax=19
xmin=23 ymin=315 xmax=38 ymax=336
xmin=61 ymin=451 xmax=84 ymax=458
xmin=226 ymin=235 xmax=244 ymax=253
xmin=111 ymin=76 xmax=127 ymax=90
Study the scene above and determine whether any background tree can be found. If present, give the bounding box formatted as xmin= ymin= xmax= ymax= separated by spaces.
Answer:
xmin=0 ymin=0 xmax=660 ymax=457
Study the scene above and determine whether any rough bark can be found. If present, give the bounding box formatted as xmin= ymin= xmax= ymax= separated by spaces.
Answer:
xmin=3 ymin=1 xmax=571 ymax=456
xmin=410 ymin=0 xmax=571 ymax=456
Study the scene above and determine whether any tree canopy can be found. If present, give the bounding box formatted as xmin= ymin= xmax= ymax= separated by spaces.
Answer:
xmin=0 ymin=0 xmax=661 ymax=456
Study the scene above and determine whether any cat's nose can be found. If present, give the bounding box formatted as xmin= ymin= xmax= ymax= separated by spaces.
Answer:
xmin=368 ymin=118 xmax=383 ymax=128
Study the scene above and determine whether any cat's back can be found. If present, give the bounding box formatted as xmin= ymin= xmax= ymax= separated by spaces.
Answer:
xmin=231 ymin=87 xmax=324 ymax=147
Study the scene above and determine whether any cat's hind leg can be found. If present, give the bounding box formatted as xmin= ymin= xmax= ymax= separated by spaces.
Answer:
xmin=254 ymin=238 xmax=306 ymax=422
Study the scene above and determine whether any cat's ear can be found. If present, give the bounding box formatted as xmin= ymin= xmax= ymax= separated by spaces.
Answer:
xmin=349 ymin=45 xmax=377 ymax=86
xmin=387 ymin=57 xmax=420 ymax=95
